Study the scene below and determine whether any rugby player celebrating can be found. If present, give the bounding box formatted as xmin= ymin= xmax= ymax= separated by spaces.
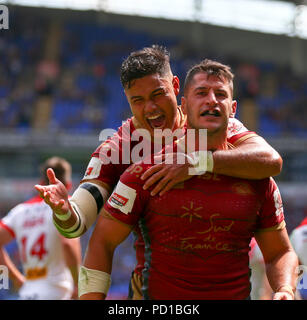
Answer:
xmin=79 ymin=59 xmax=297 ymax=300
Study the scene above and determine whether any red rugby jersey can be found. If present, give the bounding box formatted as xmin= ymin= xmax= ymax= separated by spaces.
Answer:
xmin=82 ymin=114 xmax=257 ymax=287
xmin=105 ymin=163 xmax=285 ymax=300
xmin=81 ymin=115 xmax=256 ymax=188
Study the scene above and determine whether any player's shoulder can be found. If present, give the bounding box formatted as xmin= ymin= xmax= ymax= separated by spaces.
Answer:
xmin=227 ymin=117 xmax=246 ymax=134
xmin=24 ymin=195 xmax=44 ymax=205
xmin=290 ymin=219 xmax=307 ymax=247
xmin=295 ymin=217 xmax=307 ymax=230
xmin=93 ymin=117 xmax=134 ymax=155
xmin=2 ymin=197 xmax=41 ymax=223
xmin=251 ymin=176 xmax=277 ymax=189
xmin=107 ymin=162 xmax=151 ymax=217
xmin=241 ymin=177 xmax=278 ymax=201
xmin=8 ymin=196 xmax=43 ymax=213
xmin=121 ymin=162 xmax=152 ymax=185
xmin=227 ymin=117 xmax=258 ymax=145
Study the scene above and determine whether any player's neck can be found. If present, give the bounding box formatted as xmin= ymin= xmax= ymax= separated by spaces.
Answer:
xmin=206 ymin=131 xmax=228 ymax=151
xmin=185 ymin=126 xmax=228 ymax=152
xmin=173 ymin=107 xmax=185 ymax=131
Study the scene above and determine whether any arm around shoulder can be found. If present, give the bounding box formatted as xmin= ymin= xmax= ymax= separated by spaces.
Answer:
xmin=213 ymin=135 xmax=283 ymax=179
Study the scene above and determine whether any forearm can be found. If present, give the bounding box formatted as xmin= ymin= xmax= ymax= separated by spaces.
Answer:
xmin=83 ymin=231 xmax=114 ymax=275
xmin=0 ymin=248 xmax=25 ymax=288
xmin=62 ymin=240 xmax=81 ymax=286
xmin=79 ymin=213 xmax=131 ymax=300
xmin=54 ymin=180 xmax=110 ymax=238
xmin=79 ymin=241 xmax=114 ymax=300
xmin=265 ymin=249 xmax=298 ymax=294
xmin=79 ymin=219 xmax=114 ymax=300
xmin=212 ymin=145 xmax=282 ymax=179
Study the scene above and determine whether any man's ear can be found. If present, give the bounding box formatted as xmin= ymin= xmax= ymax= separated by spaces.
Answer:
xmin=172 ymin=76 xmax=180 ymax=96
xmin=230 ymin=100 xmax=237 ymax=118
xmin=181 ymin=96 xmax=187 ymax=115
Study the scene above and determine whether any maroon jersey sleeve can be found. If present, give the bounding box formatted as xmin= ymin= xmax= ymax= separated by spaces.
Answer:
xmin=227 ymin=117 xmax=257 ymax=146
xmin=256 ymin=178 xmax=285 ymax=231
xmin=104 ymin=163 xmax=151 ymax=226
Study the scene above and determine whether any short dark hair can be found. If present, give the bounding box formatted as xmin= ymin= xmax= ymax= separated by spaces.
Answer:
xmin=120 ymin=45 xmax=172 ymax=89
xmin=184 ymin=59 xmax=234 ymax=95
xmin=40 ymin=157 xmax=71 ymax=185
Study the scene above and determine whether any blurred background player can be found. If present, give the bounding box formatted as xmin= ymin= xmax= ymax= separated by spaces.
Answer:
xmin=249 ymin=228 xmax=307 ymax=300
xmin=0 ymin=157 xmax=81 ymax=300
xmin=249 ymin=237 xmax=273 ymax=300
xmin=290 ymin=216 xmax=307 ymax=299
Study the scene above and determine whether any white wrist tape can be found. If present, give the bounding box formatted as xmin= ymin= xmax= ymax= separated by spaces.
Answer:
xmin=70 ymin=183 xmax=109 ymax=229
xmin=54 ymin=220 xmax=85 ymax=239
xmin=53 ymin=202 xmax=81 ymax=233
xmin=54 ymin=183 xmax=109 ymax=238
xmin=54 ymin=210 xmax=71 ymax=221
xmin=187 ymin=151 xmax=214 ymax=175
xmin=78 ymin=266 xmax=111 ymax=297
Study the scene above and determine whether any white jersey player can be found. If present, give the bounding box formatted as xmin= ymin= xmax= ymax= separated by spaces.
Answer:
xmin=290 ymin=217 xmax=307 ymax=299
xmin=0 ymin=157 xmax=81 ymax=300
xmin=249 ymin=237 xmax=273 ymax=300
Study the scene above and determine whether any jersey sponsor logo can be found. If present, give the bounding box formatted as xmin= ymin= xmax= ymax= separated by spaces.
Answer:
xmin=108 ymin=181 xmax=136 ymax=215
xmin=126 ymin=164 xmax=144 ymax=177
xmin=110 ymin=193 xmax=128 ymax=207
xmin=83 ymin=157 xmax=102 ymax=180
xmin=26 ymin=267 xmax=47 ymax=280
xmin=22 ymin=217 xmax=45 ymax=228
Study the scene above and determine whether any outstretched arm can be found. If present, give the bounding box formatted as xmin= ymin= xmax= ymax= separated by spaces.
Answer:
xmin=141 ymin=135 xmax=282 ymax=196
xmin=79 ymin=210 xmax=132 ymax=300
xmin=35 ymin=168 xmax=111 ymax=238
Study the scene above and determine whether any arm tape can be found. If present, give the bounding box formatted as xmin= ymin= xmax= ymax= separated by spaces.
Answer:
xmin=53 ymin=202 xmax=83 ymax=237
xmin=54 ymin=182 xmax=109 ymax=238
xmin=54 ymin=210 xmax=71 ymax=221
xmin=78 ymin=266 xmax=111 ymax=297
xmin=79 ymin=183 xmax=105 ymax=212
xmin=187 ymin=151 xmax=214 ymax=175
xmin=70 ymin=182 xmax=109 ymax=229
xmin=53 ymin=220 xmax=85 ymax=239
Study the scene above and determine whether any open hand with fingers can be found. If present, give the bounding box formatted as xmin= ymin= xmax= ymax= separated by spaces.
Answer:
xmin=141 ymin=152 xmax=194 ymax=196
xmin=34 ymin=168 xmax=70 ymax=215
